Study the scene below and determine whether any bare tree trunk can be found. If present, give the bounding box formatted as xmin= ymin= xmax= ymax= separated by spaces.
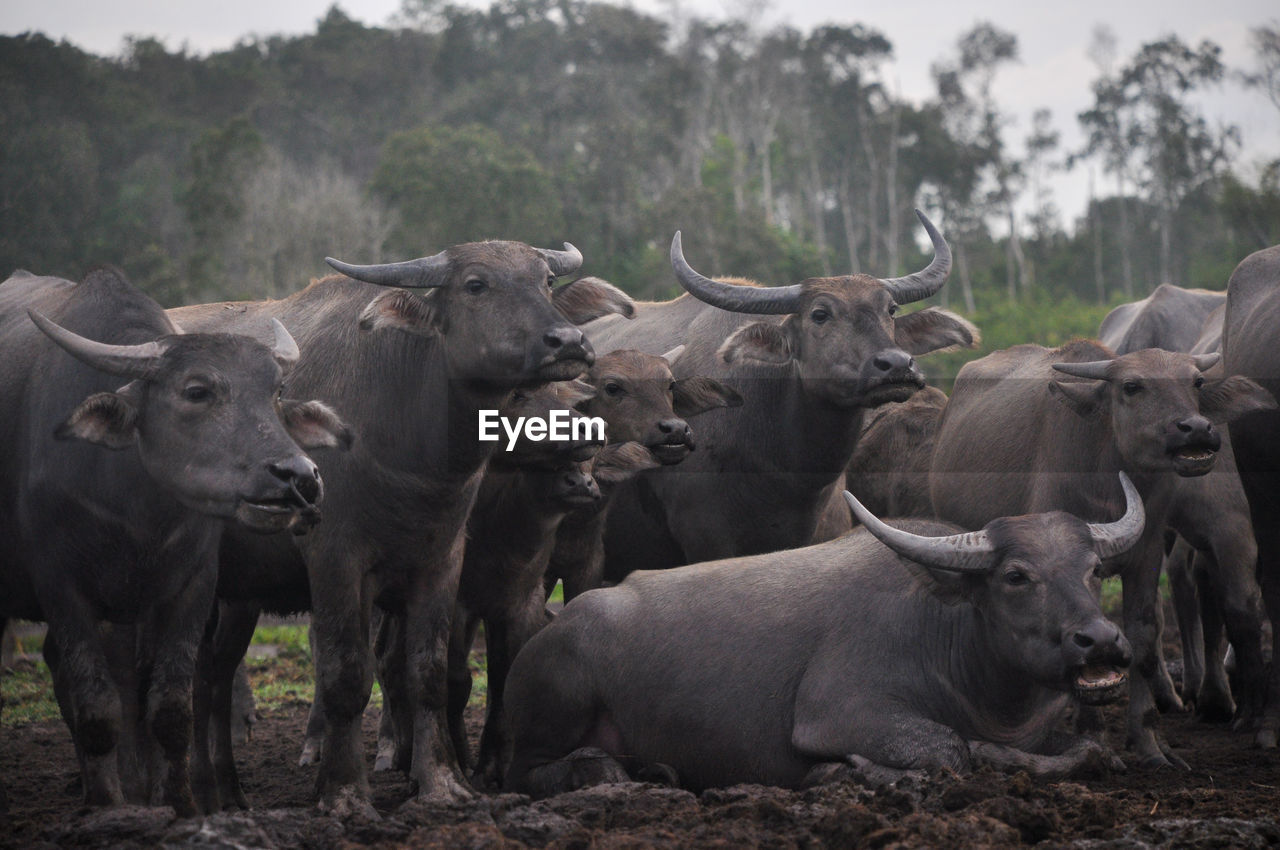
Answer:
xmin=839 ymin=167 xmax=862 ymax=274
xmin=807 ymin=145 xmax=832 ymax=276
xmin=1090 ymin=169 xmax=1105 ymax=303
xmin=1117 ymin=174 xmax=1134 ymax=298
xmin=1159 ymin=204 xmax=1174 ymax=286
xmin=857 ymin=100 xmax=881 ymax=271
xmin=956 ymin=240 xmax=976 ymax=314
xmin=883 ymin=104 xmax=902 ymax=276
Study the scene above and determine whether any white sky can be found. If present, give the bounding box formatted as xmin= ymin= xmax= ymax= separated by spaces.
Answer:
xmin=3 ymin=0 xmax=1278 ymax=229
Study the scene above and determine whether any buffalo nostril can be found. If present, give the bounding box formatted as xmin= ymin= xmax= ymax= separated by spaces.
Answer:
xmin=544 ymin=332 xmax=563 ymax=349
xmin=270 ymin=458 xmax=321 ymax=504
xmin=1073 ymin=632 xmax=1095 ymax=649
xmin=1177 ymin=421 xmax=1192 ymax=433
xmin=873 ymin=356 xmax=892 ymax=372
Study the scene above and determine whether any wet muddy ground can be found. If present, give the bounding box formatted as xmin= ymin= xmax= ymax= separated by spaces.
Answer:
xmin=2 ymin=687 xmax=1279 ymax=848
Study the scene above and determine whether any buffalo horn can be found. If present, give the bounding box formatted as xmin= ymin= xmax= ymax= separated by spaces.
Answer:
xmin=1192 ymin=352 xmax=1221 ymax=372
xmin=670 ymin=231 xmax=804 ymax=315
xmin=28 ymin=310 xmax=165 ymax=379
xmin=536 ymin=243 xmax=584 ymax=276
xmin=325 ymin=249 xmax=450 ymax=289
xmin=1088 ymin=472 xmax=1146 ymax=560
xmin=842 ymin=490 xmax=995 ymax=573
xmin=1051 ymin=360 xmax=1114 ymax=380
xmin=879 ymin=209 xmax=953 ymax=305
xmin=270 ymin=318 xmax=300 ymax=369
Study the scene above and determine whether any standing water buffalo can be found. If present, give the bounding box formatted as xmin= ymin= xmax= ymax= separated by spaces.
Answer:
xmin=1099 ymin=287 xmax=1264 ymax=729
xmin=1223 ymin=244 xmax=1280 ymax=748
xmin=547 ymin=347 xmax=743 ymax=600
xmin=504 ymin=474 xmax=1143 ymax=796
xmin=588 ymin=211 xmax=978 ymax=576
xmin=0 ymin=268 xmax=346 ymax=815
xmin=169 ymin=241 xmax=632 ymax=811
xmin=930 ymin=341 xmax=1275 ymax=768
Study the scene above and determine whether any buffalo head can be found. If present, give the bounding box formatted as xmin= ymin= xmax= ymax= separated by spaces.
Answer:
xmin=577 ymin=347 xmax=743 ymax=465
xmin=1049 ymin=348 xmax=1276 ymax=477
xmin=329 ymin=241 xmax=634 ymax=385
xmin=845 ymin=472 xmax=1144 ymax=705
xmin=30 ymin=307 xmax=352 ymax=534
xmin=675 ymin=210 xmax=977 ymax=409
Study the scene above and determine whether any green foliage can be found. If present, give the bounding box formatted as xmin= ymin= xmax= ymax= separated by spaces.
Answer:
xmin=373 ymin=124 xmax=565 ymax=254
xmin=0 ymin=659 xmax=60 ymax=726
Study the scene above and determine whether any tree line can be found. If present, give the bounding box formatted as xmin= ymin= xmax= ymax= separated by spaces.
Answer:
xmin=2 ymin=0 xmax=1278 ymax=340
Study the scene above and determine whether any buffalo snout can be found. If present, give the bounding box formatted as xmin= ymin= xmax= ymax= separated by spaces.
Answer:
xmin=1166 ymin=415 xmax=1220 ymax=476
xmin=857 ymin=348 xmax=924 ymax=406
xmin=269 ymin=456 xmax=323 ymax=506
xmin=1065 ymin=618 xmax=1131 ymax=705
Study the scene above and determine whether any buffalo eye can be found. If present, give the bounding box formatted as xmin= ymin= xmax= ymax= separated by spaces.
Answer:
xmin=1122 ymin=381 xmax=1142 ymax=396
xmin=546 ymin=274 xmax=556 ymax=290
xmin=1003 ymin=568 xmax=1029 ymax=587
xmin=604 ymin=381 xmax=623 ymax=398
xmin=810 ymin=307 xmax=830 ymax=324
xmin=466 ymin=278 xmax=488 ymax=295
xmin=888 ymin=303 xmax=899 ymax=317
xmin=182 ymin=384 xmax=213 ymax=403
xmin=1193 ymin=375 xmax=1205 ymax=389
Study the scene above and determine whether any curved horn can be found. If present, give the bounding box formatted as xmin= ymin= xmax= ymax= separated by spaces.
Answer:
xmin=1089 ymin=472 xmax=1146 ymax=560
xmin=270 ymin=318 xmax=300 ymax=369
xmin=843 ymin=490 xmax=995 ymax=573
xmin=879 ymin=209 xmax=953 ymax=305
xmin=661 ymin=344 xmax=686 ymax=365
xmin=1051 ymin=360 xmax=1114 ymax=380
xmin=325 ymin=249 xmax=450 ymax=289
xmin=670 ymin=231 xmax=804 ymax=315
xmin=1192 ymin=352 xmax=1221 ymax=372
xmin=28 ymin=310 xmax=166 ymax=379
xmin=537 ymin=243 xmax=584 ymax=276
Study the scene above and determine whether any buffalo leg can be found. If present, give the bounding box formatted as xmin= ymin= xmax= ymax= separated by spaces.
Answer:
xmin=374 ymin=609 xmax=412 ymax=774
xmin=1119 ymin=537 xmax=1189 ymax=770
xmin=1166 ymin=537 xmax=1205 ymax=707
xmin=310 ymin=559 xmax=375 ymax=811
xmin=474 ymin=593 xmax=549 ymax=788
xmin=445 ymin=607 xmax=479 ymax=773
xmin=402 ymin=554 xmax=472 ymax=802
xmin=209 ymin=603 xmax=260 ymax=810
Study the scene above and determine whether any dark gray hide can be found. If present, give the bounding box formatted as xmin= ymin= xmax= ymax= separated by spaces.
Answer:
xmin=167 ymin=240 xmax=632 ymax=810
xmin=930 ymin=340 xmax=1275 ymax=768
xmin=587 ymin=211 xmax=977 ymax=577
xmin=1098 ymin=287 xmax=1264 ymax=734
xmin=844 ymin=384 xmax=948 ymax=520
xmin=1099 ymin=284 xmax=1226 ymax=355
xmin=504 ymin=477 xmax=1141 ymax=796
xmin=0 ymin=268 xmax=337 ymax=816
xmin=1223 ymin=243 xmax=1280 ymax=749
xmin=546 ymin=348 xmax=742 ymax=601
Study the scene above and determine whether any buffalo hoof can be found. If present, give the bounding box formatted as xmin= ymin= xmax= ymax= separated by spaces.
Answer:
xmin=373 ymin=738 xmax=396 ymax=773
xmin=1255 ymin=728 xmax=1278 ymax=749
xmin=527 ymin=747 xmax=630 ymax=797
xmin=317 ymin=785 xmax=380 ymax=822
xmin=1194 ymin=691 xmax=1236 ymax=725
xmin=298 ymin=737 xmax=323 ymax=767
xmin=635 ymin=762 xmax=680 ymax=787
xmin=412 ymin=766 xmax=474 ymax=804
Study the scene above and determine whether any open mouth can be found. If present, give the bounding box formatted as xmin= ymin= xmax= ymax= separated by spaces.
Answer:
xmin=235 ymin=498 xmax=319 ymax=535
xmin=1169 ymin=445 xmax=1217 ymax=477
xmin=537 ymin=356 xmax=591 ymax=382
xmin=648 ymin=443 xmax=692 ymax=465
xmin=1072 ymin=664 xmax=1127 ymax=705
xmin=860 ymin=379 xmax=923 ymax=407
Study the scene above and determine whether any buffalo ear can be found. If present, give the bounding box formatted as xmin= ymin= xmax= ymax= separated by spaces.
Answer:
xmin=591 ymin=441 xmax=660 ymax=484
xmin=553 ymin=276 xmax=635 ymax=324
xmin=358 ymin=289 xmax=443 ymax=336
xmin=56 ymin=389 xmax=140 ymax=449
xmin=557 ymin=377 xmax=598 ymax=408
xmin=718 ymin=320 xmax=795 ymax=365
xmin=672 ymin=376 xmax=743 ymax=417
xmin=280 ymin=400 xmax=354 ymax=451
xmin=1048 ymin=379 xmax=1106 ymax=418
xmin=1199 ymin=376 xmax=1277 ymax=424
xmin=894 ymin=308 xmax=980 ymax=355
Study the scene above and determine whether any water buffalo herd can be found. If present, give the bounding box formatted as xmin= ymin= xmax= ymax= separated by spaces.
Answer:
xmin=2 ymin=214 xmax=1280 ymax=817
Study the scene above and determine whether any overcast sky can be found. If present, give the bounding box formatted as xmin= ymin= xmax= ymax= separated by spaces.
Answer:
xmin=3 ymin=0 xmax=1278 ymax=227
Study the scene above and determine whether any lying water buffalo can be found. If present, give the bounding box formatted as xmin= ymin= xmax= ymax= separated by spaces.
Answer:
xmin=930 ymin=341 xmax=1275 ymax=768
xmin=504 ymin=474 xmax=1143 ymax=796
xmin=0 ymin=268 xmax=346 ymax=815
